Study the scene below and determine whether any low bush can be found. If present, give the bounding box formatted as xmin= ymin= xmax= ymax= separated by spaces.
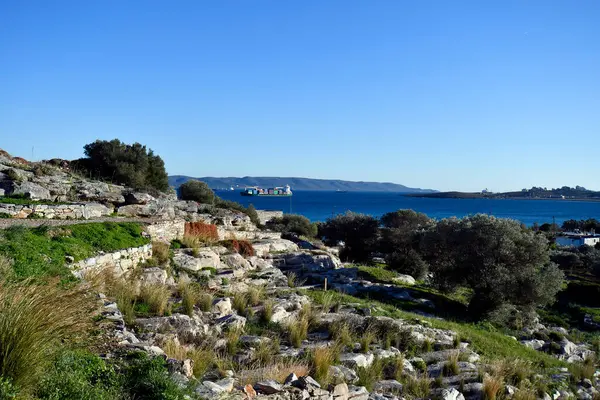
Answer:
xmin=266 ymin=214 xmax=318 ymax=237
xmin=0 ymin=278 xmax=93 ymax=393
xmin=179 ymin=180 xmax=215 ymax=204
xmin=36 ymin=350 xmax=120 ymax=400
xmin=220 ymin=239 xmax=255 ymax=257
xmin=122 ymin=352 xmax=191 ymax=399
xmin=184 ymin=222 xmax=219 ymax=243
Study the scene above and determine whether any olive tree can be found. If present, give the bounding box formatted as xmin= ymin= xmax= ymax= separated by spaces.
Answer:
xmin=319 ymin=212 xmax=379 ymax=263
xmin=379 ymin=210 xmax=433 ymax=280
xmin=422 ymin=214 xmax=564 ymax=321
xmin=179 ymin=180 xmax=215 ymax=204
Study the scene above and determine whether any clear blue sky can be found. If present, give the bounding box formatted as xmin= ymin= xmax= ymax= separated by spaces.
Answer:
xmin=1 ymin=1 xmax=598 ymax=192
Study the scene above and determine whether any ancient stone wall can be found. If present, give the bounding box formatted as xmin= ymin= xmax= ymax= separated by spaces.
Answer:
xmin=145 ymin=219 xmax=185 ymax=243
xmin=69 ymin=244 xmax=153 ymax=279
xmin=0 ymin=202 xmax=113 ymax=219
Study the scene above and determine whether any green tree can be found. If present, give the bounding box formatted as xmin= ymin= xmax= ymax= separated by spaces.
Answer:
xmin=319 ymin=212 xmax=379 ymax=262
xmin=72 ymin=139 xmax=169 ymax=192
xmin=422 ymin=214 xmax=564 ymax=321
xmin=179 ymin=180 xmax=216 ymax=204
xmin=266 ymin=214 xmax=318 ymax=237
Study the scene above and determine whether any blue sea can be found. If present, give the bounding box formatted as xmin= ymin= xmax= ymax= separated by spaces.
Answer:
xmin=216 ymin=190 xmax=600 ymax=226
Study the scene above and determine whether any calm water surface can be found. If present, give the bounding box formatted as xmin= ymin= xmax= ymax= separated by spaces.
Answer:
xmin=217 ymin=190 xmax=600 ymax=226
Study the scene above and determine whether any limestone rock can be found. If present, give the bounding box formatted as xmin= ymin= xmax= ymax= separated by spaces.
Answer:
xmin=441 ymin=388 xmax=465 ymax=400
xmin=340 ymin=353 xmax=374 ymax=369
xmin=393 ymin=274 xmax=416 ymax=286
xmin=215 ymin=314 xmax=246 ymax=332
xmin=212 ymin=298 xmax=232 ymax=317
xmin=140 ymin=267 xmax=168 ymax=285
xmin=173 ymin=250 xmax=220 ymax=272
xmin=125 ymin=192 xmax=155 ymax=205
xmin=333 ymin=383 xmax=349 ymax=400
xmin=255 ymin=380 xmax=283 ymax=394
xmin=11 ymin=181 xmax=51 ymax=200
xmin=348 ymin=386 xmax=369 ymax=400
xmin=373 ymin=380 xmax=403 ymax=394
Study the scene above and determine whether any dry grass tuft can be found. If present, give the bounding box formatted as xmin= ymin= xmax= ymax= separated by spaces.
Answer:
xmin=151 ymin=241 xmax=170 ymax=265
xmin=199 ymin=293 xmax=213 ymax=312
xmin=139 ymin=283 xmax=171 ymax=316
xmin=289 ymin=318 xmax=309 ymax=348
xmin=261 ymin=299 xmax=274 ymax=324
xmin=311 ymin=346 xmax=337 ymax=385
xmin=403 ymin=373 xmax=431 ymax=398
xmin=0 ymin=278 xmax=94 ymax=392
xmin=162 ymin=338 xmax=216 ymax=378
xmin=443 ymin=350 xmax=461 ymax=376
xmin=287 ymin=272 xmax=304 ymax=288
xmin=248 ymin=285 xmax=265 ymax=306
xmin=483 ymin=373 xmax=504 ymax=400
xmin=360 ymin=328 xmax=376 ymax=353
xmin=233 ymin=292 xmax=249 ymax=315
xmin=237 ymin=359 xmax=310 ymax=386
xmin=331 ymin=320 xmax=354 ymax=349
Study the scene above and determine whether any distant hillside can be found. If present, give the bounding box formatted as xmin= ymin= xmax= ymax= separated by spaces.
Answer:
xmin=407 ymin=186 xmax=600 ymax=201
xmin=168 ymin=176 xmax=437 ymax=193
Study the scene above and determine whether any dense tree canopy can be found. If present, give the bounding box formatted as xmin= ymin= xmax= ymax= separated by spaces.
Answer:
xmin=179 ymin=180 xmax=216 ymax=204
xmin=422 ymin=215 xmax=564 ymax=320
xmin=72 ymin=139 xmax=169 ymax=192
xmin=266 ymin=214 xmax=318 ymax=237
xmin=319 ymin=212 xmax=379 ymax=262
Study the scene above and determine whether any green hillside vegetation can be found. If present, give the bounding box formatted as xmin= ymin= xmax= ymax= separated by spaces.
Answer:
xmin=0 ymin=222 xmax=149 ymax=279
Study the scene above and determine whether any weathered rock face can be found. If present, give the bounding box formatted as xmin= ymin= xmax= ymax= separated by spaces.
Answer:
xmin=253 ymin=239 xmax=299 ymax=257
xmin=173 ymin=250 xmax=220 ymax=272
xmin=9 ymin=181 xmax=52 ymax=200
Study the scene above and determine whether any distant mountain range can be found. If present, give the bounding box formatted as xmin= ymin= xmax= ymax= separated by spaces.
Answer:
xmin=168 ymin=176 xmax=437 ymax=193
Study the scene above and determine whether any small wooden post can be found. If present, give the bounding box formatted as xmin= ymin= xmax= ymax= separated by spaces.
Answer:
xmin=324 ymin=278 xmax=328 ymax=291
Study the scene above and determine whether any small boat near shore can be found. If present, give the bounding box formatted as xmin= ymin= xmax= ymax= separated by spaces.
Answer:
xmin=241 ymin=185 xmax=292 ymax=197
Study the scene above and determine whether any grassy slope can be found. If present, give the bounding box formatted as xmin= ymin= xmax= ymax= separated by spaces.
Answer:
xmin=0 ymin=222 xmax=150 ymax=278
xmin=306 ymin=290 xmax=565 ymax=368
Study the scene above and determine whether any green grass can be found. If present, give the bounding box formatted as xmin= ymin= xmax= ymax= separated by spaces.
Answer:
xmin=306 ymin=290 xmax=565 ymax=368
xmin=0 ymin=222 xmax=150 ymax=279
xmin=356 ymin=265 xmax=399 ymax=283
xmin=0 ymin=195 xmax=71 ymax=206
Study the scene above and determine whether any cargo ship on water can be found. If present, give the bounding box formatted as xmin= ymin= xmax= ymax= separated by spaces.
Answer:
xmin=240 ymin=185 xmax=292 ymax=197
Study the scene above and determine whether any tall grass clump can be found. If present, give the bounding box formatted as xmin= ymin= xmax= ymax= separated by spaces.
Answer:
xmin=311 ymin=346 xmax=337 ymax=385
xmin=442 ymin=350 xmax=461 ymax=376
xmin=403 ymin=373 xmax=431 ymax=398
xmin=482 ymin=373 xmax=504 ymax=400
xmin=233 ymin=292 xmax=249 ymax=315
xmin=151 ymin=241 xmax=170 ymax=265
xmin=139 ymin=283 xmax=171 ymax=316
xmin=248 ymin=285 xmax=265 ymax=306
xmin=360 ymin=328 xmax=376 ymax=353
xmin=289 ymin=318 xmax=309 ymax=348
xmin=357 ymin=358 xmax=384 ymax=391
xmin=261 ymin=299 xmax=274 ymax=324
xmin=0 ymin=278 xmax=93 ymax=393
xmin=199 ymin=293 xmax=213 ymax=313
xmin=180 ymin=282 xmax=199 ymax=317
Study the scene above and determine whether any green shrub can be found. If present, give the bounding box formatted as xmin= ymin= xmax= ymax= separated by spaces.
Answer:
xmin=37 ymin=351 xmax=120 ymax=400
xmin=179 ymin=180 xmax=215 ymax=204
xmin=71 ymin=139 xmax=169 ymax=192
xmin=0 ymin=213 xmax=11 ymax=219
xmin=0 ymin=377 xmax=17 ymax=399
xmin=319 ymin=212 xmax=379 ymax=263
xmin=123 ymin=352 xmax=190 ymax=399
xmin=266 ymin=214 xmax=318 ymax=237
